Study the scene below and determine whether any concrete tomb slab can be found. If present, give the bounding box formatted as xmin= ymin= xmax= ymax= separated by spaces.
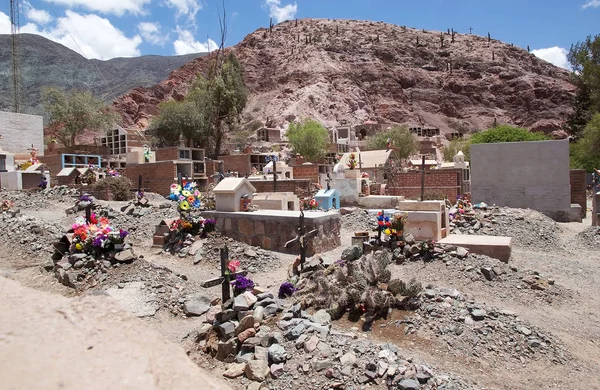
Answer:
xmin=439 ymin=234 xmax=512 ymax=263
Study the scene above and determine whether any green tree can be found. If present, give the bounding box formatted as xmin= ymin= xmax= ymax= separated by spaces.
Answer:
xmin=190 ymin=52 xmax=248 ymax=158
xmin=150 ymin=52 xmax=248 ymax=157
xmin=442 ymin=138 xmax=471 ymax=161
xmin=287 ymin=118 xmax=329 ymax=162
xmin=42 ymin=87 xmax=118 ymax=148
xmin=568 ymin=35 xmax=600 ymax=121
xmin=366 ymin=126 xmax=418 ymax=159
xmin=470 ymin=125 xmax=550 ymax=144
xmin=149 ymin=99 xmax=206 ymax=147
xmin=571 ymin=113 xmax=600 ymax=171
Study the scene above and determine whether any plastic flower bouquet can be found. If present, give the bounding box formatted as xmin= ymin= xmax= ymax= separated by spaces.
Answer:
xmin=347 ymin=153 xmax=357 ymax=169
xmin=70 ymin=214 xmax=129 ymax=255
xmin=169 ymin=181 xmax=202 ymax=212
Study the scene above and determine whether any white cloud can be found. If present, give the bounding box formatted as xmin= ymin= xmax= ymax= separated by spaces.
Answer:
xmin=45 ymin=0 xmax=151 ymax=16
xmin=264 ymin=0 xmax=297 ymax=23
xmin=582 ymin=0 xmax=600 ymax=9
xmin=532 ymin=46 xmax=570 ymax=69
xmin=21 ymin=10 xmax=142 ymax=60
xmin=173 ymin=28 xmax=218 ymax=55
xmin=0 ymin=11 xmax=11 ymax=34
xmin=164 ymin=0 xmax=202 ymax=19
xmin=24 ymin=2 xmax=52 ymax=25
xmin=138 ymin=21 xmax=169 ymax=45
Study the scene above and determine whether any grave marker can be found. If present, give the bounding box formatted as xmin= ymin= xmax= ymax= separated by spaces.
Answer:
xmin=285 ymin=210 xmax=318 ymax=271
xmin=201 ymin=246 xmax=248 ymax=302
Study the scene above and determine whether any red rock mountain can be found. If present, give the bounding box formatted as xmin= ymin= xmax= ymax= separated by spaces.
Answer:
xmin=113 ymin=18 xmax=576 ymax=136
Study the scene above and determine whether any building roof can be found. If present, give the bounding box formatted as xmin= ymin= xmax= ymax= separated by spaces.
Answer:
xmin=57 ymin=167 xmax=77 ymax=177
xmin=315 ymin=189 xmax=341 ymax=198
xmin=409 ymin=159 xmax=438 ymax=166
xmin=24 ymin=163 xmax=47 ymax=172
xmin=339 ymin=149 xmax=396 ymax=169
xmin=213 ymin=177 xmax=257 ymax=194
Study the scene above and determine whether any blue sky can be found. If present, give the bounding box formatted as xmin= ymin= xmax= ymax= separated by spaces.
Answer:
xmin=0 ymin=0 xmax=598 ymax=68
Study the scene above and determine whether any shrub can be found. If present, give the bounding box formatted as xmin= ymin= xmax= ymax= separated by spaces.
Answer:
xmin=470 ymin=125 xmax=550 ymax=144
xmin=92 ymin=176 xmax=133 ymax=201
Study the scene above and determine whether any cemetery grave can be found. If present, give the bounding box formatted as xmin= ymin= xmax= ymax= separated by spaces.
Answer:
xmin=0 ymin=186 xmax=599 ymax=390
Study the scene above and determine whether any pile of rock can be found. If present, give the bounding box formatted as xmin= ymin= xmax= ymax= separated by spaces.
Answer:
xmin=195 ymin=236 xmax=281 ymax=273
xmin=576 ymin=226 xmax=600 ymax=248
xmin=340 ymin=208 xmax=377 ymax=232
xmin=49 ymin=246 xmax=138 ymax=289
xmin=0 ymin=207 xmax=63 ymax=256
xmin=450 ymin=207 xmax=561 ymax=250
xmin=190 ymin=289 xmax=472 ymax=389
xmin=408 ymin=286 xmax=570 ymax=365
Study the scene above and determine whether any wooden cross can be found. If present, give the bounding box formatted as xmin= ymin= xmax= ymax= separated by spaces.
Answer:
xmin=273 ymin=157 xmax=278 ymax=192
xmin=285 ymin=210 xmax=318 ymax=272
xmin=177 ymin=172 xmax=183 ymax=187
xmin=419 ymin=155 xmax=431 ymax=201
xmin=85 ymin=204 xmax=92 ymax=224
xmin=201 ymin=246 xmax=248 ymax=302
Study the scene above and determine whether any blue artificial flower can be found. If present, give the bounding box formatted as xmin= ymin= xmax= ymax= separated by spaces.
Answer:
xmin=193 ymin=200 xmax=201 ymax=208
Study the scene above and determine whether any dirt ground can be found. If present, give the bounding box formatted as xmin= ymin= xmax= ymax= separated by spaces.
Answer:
xmin=1 ymin=193 xmax=599 ymax=390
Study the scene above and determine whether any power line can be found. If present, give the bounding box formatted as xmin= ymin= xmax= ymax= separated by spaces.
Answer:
xmin=40 ymin=0 xmax=116 ymax=100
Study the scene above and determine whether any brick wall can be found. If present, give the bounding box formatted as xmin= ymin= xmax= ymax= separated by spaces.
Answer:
xmin=44 ymin=154 xmax=64 ymax=182
xmin=220 ymin=155 xmax=251 ymax=175
xmin=251 ymin=179 xmax=311 ymax=197
xmin=570 ymin=169 xmax=586 ymax=218
xmin=124 ymin=161 xmax=175 ymax=195
xmin=155 ymin=147 xmax=180 ymax=162
xmin=387 ymin=169 xmax=462 ymax=200
xmin=292 ymin=165 xmax=320 ymax=184
xmin=22 ymin=173 xmax=42 ymax=189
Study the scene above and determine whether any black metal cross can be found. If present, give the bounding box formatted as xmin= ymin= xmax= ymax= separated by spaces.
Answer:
xmin=285 ymin=210 xmax=318 ymax=272
xmin=201 ymin=246 xmax=248 ymax=302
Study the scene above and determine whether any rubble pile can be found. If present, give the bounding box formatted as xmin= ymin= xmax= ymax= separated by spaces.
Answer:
xmin=0 ymin=208 xmax=63 ymax=256
xmin=340 ymin=208 xmax=377 ymax=233
xmin=576 ymin=226 xmax=600 ymax=248
xmin=450 ymin=207 xmax=561 ymax=250
xmin=195 ymin=236 xmax=282 ymax=273
xmin=188 ymin=288 xmax=473 ymax=390
xmin=410 ymin=286 xmax=570 ymax=365
xmin=48 ymin=246 xmax=138 ymax=289
xmin=424 ymin=252 xmax=572 ymax=304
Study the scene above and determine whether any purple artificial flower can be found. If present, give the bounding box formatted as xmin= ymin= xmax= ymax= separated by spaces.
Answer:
xmin=119 ymin=229 xmax=129 ymax=238
xmin=278 ymin=282 xmax=296 ymax=298
xmin=79 ymin=195 xmax=93 ymax=203
xmin=230 ymin=275 xmax=255 ymax=291
xmin=92 ymin=236 xmax=104 ymax=247
xmin=334 ymin=259 xmax=346 ymax=267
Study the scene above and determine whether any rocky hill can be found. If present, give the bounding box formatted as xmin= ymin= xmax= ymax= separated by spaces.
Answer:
xmin=0 ymin=34 xmax=204 ymax=116
xmin=114 ymin=19 xmax=576 ymax=136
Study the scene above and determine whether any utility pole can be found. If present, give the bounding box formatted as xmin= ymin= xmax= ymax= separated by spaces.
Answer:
xmin=10 ymin=0 xmax=22 ymax=113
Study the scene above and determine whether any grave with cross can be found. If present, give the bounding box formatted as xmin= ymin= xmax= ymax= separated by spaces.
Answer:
xmin=418 ymin=155 xmax=430 ymax=201
xmin=201 ymin=246 xmax=248 ymax=302
xmin=285 ymin=210 xmax=319 ymax=273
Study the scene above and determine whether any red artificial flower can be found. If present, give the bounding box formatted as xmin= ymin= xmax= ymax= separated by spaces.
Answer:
xmin=89 ymin=213 xmax=98 ymax=225
xmin=227 ymin=260 xmax=241 ymax=273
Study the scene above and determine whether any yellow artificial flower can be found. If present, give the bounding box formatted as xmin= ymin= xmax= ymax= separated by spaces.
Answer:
xmin=182 ymin=190 xmax=192 ymax=197
xmin=179 ymin=200 xmax=190 ymax=211
xmin=75 ymin=243 xmax=83 ymax=251
xmin=384 ymin=229 xmax=391 ymax=235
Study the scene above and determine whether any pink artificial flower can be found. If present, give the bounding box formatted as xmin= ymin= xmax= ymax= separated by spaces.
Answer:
xmin=227 ymin=260 xmax=241 ymax=273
